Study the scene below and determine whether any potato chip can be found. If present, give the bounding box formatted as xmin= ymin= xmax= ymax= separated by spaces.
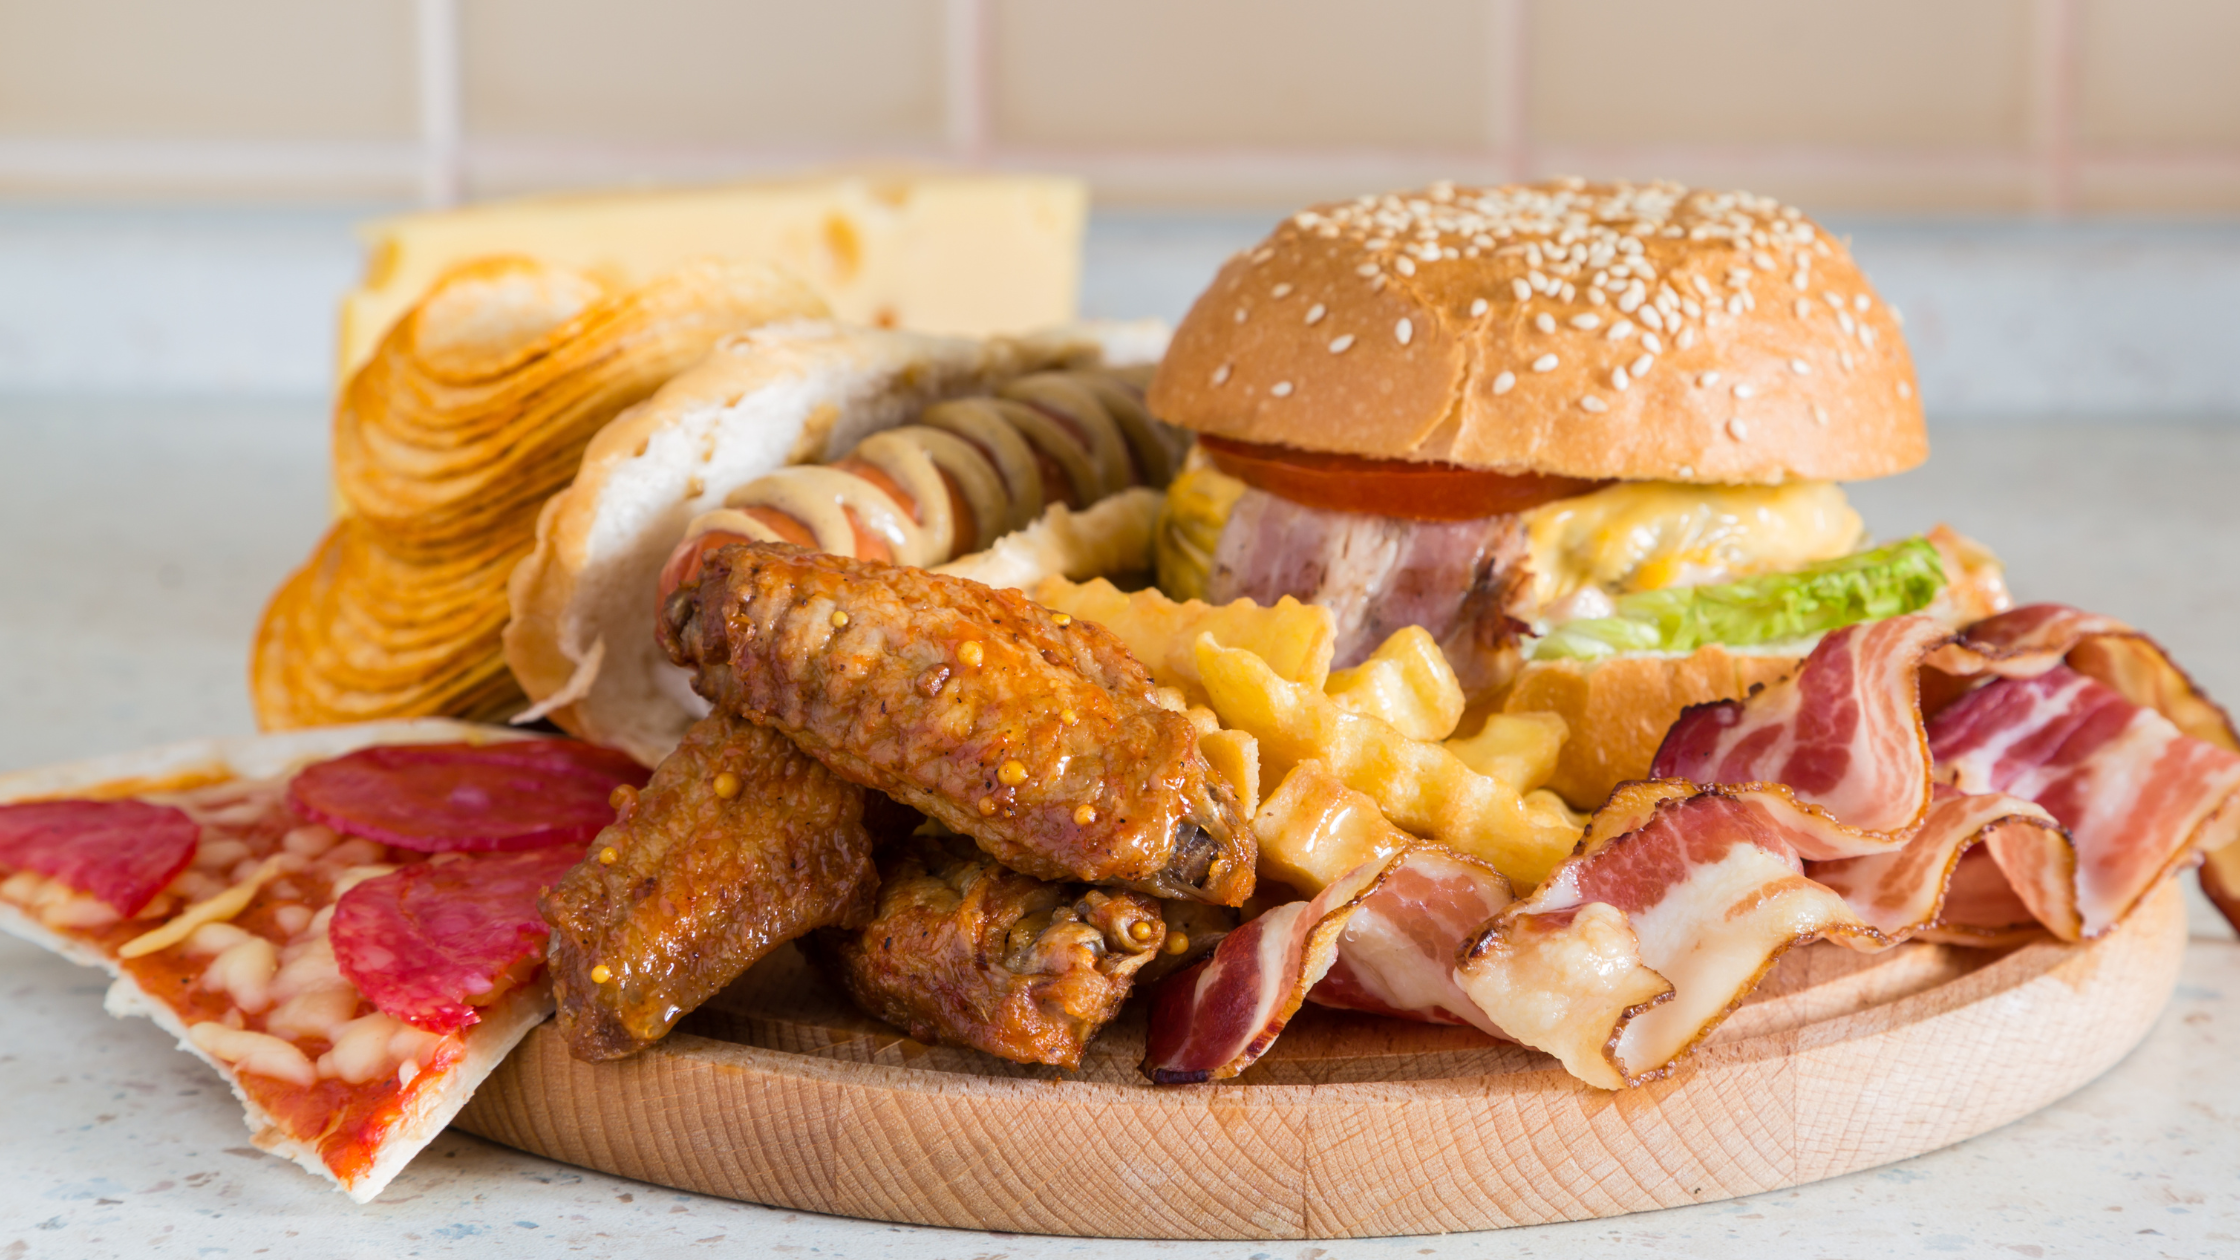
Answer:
xmin=251 ymin=256 xmax=825 ymax=731
xmin=1031 ymin=576 xmax=1334 ymax=705
xmin=1323 ymin=625 xmax=1466 ymax=741
xmin=1194 ymin=633 xmax=1582 ymax=888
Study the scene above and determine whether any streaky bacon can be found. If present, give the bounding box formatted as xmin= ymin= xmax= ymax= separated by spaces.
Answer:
xmin=1807 ymin=786 xmax=2073 ymax=938
xmin=1144 ymin=604 xmax=2240 ymax=1091
xmin=1929 ymin=665 xmax=2240 ymax=935
xmin=1142 ymin=847 xmax=1493 ymax=1083
xmin=1654 ymin=615 xmax=1950 ymax=840
xmin=1304 ymin=849 xmax=1513 ymax=1036
xmin=1458 ymin=782 xmax=1879 ymax=1087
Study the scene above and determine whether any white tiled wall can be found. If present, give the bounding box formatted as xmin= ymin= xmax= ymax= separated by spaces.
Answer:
xmin=3 ymin=0 xmax=2239 ymax=212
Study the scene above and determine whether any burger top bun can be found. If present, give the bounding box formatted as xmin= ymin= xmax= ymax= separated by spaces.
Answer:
xmin=1148 ymin=179 xmax=1925 ymax=485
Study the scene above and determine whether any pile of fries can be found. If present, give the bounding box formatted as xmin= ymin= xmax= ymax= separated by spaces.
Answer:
xmin=1033 ymin=577 xmax=1584 ymax=895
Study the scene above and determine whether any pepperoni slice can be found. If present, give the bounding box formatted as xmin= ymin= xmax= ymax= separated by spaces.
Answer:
xmin=0 ymin=798 xmax=199 ymax=916
xmin=330 ymin=846 xmax=581 ymax=1033
xmin=286 ymin=740 xmax=649 ymax=853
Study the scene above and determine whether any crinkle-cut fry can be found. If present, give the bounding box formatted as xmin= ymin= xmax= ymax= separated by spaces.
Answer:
xmin=1195 ymin=634 xmax=1583 ymax=889
xmin=1031 ymin=576 xmax=1335 ymax=705
xmin=1446 ymin=711 xmax=1569 ymax=794
xmin=1201 ymin=728 xmax=1261 ymax=820
xmin=1252 ymin=761 xmax=1417 ymax=895
xmin=1324 ymin=625 xmax=1466 ymax=742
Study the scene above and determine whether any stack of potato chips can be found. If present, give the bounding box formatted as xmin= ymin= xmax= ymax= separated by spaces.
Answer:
xmin=252 ymin=255 xmax=825 ymax=729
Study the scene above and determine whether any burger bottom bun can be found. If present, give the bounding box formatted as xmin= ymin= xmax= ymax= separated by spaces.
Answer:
xmin=1502 ymin=646 xmax=1802 ymax=811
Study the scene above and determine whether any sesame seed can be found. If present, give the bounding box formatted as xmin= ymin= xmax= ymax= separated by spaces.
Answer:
xmin=1898 ymin=381 xmax=1913 ymax=398
xmin=1329 ymin=334 xmax=1356 ymax=353
xmin=1632 ymin=353 xmax=1655 ymax=378
xmin=1529 ymin=269 xmax=1550 ymax=292
xmin=1571 ymin=313 xmax=1602 ymax=330
xmin=1727 ymin=417 xmax=1749 ymax=440
xmin=1789 ymin=358 xmax=1812 ymax=375
xmin=1560 ymin=282 xmax=1577 ymax=302
xmin=1251 ymin=248 xmax=1274 ymax=264
xmin=1838 ymin=310 xmax=1856 ymax=335
xmin=1212 ymin=364 xmax=1232 ymax=385
xmin=1395 ymin=256 xmax=1417 ymax=276
xmin=1532 ymin=354 xmax=1559 ymax=372
xmin=1512 ymin=278 xmax=1533 ymax=301
xmin=1588 ymin=287 xmax=1608 ymax=306
xmin=1677 ymin=327 xmax=1698 ymax=350
xmin=1395 ymin=318 xmax=1414 ymax=345
xmin=1813 ymin=404 xmax=1829 ymax=425
xmin=1371 ymin=275 xmax=1388 ymax=292
xmin=1733 ymin=382 xmax=1755 ymax=398
xmin=1840 ymin=349 xmax=1855 ymax=371
xmin=1469 ymin=297 xmax=1489 ymax=317
xmin=1677 ymin=464 xmax=1695 ymax=478
xmin=1612 ymin=367 xmax=1630 ymax=391
xmin=1794 ymin=298 xmax=1812 ymax=319
xmin=1492 ymin=370 xmax=1517 ymax=394
xmin=1641 ymin=332 xmax=1663 ymax=354
xmin=1272 ymin=283 xmax=1293 ymax=298
xmin=1698 ymin=371 xmax=1721 ymax=387
xmin=1855 ymin=294 xmax=1872 ymax=312
xmin=1271 ymin=380 xmax=1294 ymax=397
xmin=1581 ymin=396 xmax=1608 ymax=412
xmin=1535 ymin=313 xmax=1556 ymax=334
xmin=1357 ymin=263 xmax=1380 ymax=278
xmin=1306 ymin=303 xmax=1327 ymax=325
xmin=1234 ymin=308 xmax=1247 ymax=323
xmin=1639 ymin=305 xmax=1664 ymax=332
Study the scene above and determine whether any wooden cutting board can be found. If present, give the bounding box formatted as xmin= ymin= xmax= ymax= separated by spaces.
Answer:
xmin=454 ymin=878 xmax=2189 ymax=1240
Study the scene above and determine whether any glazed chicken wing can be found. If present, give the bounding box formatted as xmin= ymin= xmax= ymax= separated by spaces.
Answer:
xmin=543 ymin=711 xmax=880 ymax=1060
xmin=811 ymin=835 xmax=1167 ymax=1068
xmin=659 ymin=541 xmax=1253 ymax=905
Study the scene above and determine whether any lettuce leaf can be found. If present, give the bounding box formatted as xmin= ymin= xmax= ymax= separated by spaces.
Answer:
xmin=1531 ymin=537 xmax=1948 ymax=661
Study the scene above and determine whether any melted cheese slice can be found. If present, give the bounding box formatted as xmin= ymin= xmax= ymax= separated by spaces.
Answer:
xmin=1521 ymin=481 xmax=1864 ymax=611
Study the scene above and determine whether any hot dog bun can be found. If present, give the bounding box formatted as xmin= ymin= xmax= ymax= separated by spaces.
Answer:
xmin=503 ymin=320 xmax=1167 ymax=766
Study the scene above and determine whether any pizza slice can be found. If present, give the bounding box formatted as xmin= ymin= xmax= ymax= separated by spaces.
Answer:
xmin=0 ymin=720 xmax=640 ymax=1202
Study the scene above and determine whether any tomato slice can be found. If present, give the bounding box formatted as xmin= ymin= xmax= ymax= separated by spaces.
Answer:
xmin=1197 ymin=435 xmax=1607 ymax=521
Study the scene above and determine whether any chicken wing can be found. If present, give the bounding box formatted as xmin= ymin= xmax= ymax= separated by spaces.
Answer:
xmin=659 ymin=541 xmax=1253 ymax=905
xmin=542 ymin=711 xmax=880 ymax=1060
xmin=810 ymin=835 xmax=1166 ymax=1068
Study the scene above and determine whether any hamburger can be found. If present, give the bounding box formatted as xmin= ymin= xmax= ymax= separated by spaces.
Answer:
xmin=1146 ymin=178 xmax=2007 ymax=807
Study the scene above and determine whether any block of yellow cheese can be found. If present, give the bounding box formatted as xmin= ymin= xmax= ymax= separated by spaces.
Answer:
xmin=339 ymin=170 xmax=1087 ymax=381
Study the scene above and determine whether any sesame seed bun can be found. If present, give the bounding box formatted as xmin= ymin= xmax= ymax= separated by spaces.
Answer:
xmin=1147 ymin=180 xmax=1926 ymax=485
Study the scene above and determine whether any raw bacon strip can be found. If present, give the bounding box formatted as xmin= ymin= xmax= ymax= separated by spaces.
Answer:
xmin=1305 ymin=849 xmax=1513 ymax=1036
xmin=1929 ymin=666 xmax=2240 ymax=936
xmin=1654 ymin=615 xmax=1951 ymax=842
xmin=330 ymin=846 xmax=580 ymax=1033
xmin=1807 ymin=787 xmax=2075 ymax=939
xmin=288 ymin=740 xmax=649 ymax=853
xmin=1457 ymin=782 xmax=1880 ymax=1088
xmin=1142 ymin=847 xmax=1465 ymax=1083
xmin=0 ymin=798 xmax=200 ymax=916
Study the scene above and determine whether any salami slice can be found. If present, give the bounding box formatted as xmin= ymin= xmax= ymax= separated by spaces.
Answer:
xmin=0 ymin=798 xmax=199 ymax=916
xmin=329 ymin=846 xmax=581 ymax=1033
xmin=286 ymin=740 xmax=649 ymax=853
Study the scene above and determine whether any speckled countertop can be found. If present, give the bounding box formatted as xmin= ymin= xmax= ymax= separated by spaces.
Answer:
xmin=2 ymin=398 xmax=2236 ymax=1259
